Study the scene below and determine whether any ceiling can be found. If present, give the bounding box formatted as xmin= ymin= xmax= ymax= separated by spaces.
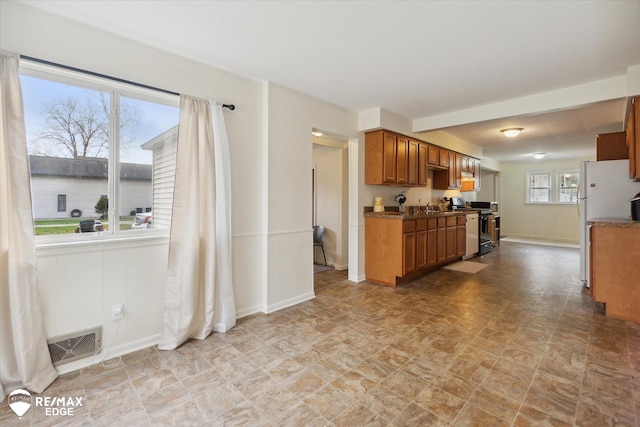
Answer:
xmin=18 ymin=0 xmax=640 ymax=162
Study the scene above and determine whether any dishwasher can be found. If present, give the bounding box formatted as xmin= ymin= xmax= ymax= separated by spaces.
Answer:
xmin=465 ymin=213 xmax=479 ymax=257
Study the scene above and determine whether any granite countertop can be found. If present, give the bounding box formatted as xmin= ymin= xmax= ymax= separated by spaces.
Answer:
xmin=364 ymin=210 xmax=469 ymax=220
xmin=587 ymin=218 xmax=640 ymax=228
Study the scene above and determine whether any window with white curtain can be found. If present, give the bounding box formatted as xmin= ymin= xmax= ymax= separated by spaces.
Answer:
xmin=19 ymin=60 xmax=179 ymax=238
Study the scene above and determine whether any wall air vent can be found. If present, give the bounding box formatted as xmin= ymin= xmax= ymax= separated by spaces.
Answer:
xmin=47 ymin=326 xmax=102 ymax=366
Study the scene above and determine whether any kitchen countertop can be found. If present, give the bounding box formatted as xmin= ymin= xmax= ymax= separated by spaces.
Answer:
xmin=587 ymin=218 xmax=640 ymax=228
xmin=364 ymin=211 xmax=470 ymax=220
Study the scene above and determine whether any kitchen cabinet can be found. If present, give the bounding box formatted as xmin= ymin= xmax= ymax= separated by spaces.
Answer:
xmin=418 ymin=143 xmax=428 ymax=185
xmin=402 ymin=220 xmax=416 ymax=274
xmin=456 ymin=216 xmax=466 ymax=257
xmin=365 ymin=129 xmax=480 ymax=189
xmin=396 ymin=135 xmax=409 ymax=185
xmin=416 ymin=219 xmax=427 ymax=270
xmin=589 ymin=222 xmax=640 ymax=322
xmin=626 ymin=97 xmax=640 ymax=180
xmin=408 ymin=139 xmax=419 ymax=185
xmin=364 ymin=213 xmax=466 ymax=286
xmin=439 ymin=148 xmax=449 ymax=168
xmin=462 ymin=156 xmax=470 ymax=173
xmin=473 ymin=159 xmax=481 ymax=190
xmin=596 ymin=131 xmax=627 ymax=161
xmin=427 ymin=218 xmax=438 ymax=267
xmin=427 ymin=145 xmax=439 ymax=167
xmin=365 ymin=130 xmax=420 ymax=186
xmin=433 ymin=151 xmax=461 ymax=190
xmin=436 ymin=217 xmax=447 ymax=264
xmin=445 ymin=216 xmax=457 ymax=261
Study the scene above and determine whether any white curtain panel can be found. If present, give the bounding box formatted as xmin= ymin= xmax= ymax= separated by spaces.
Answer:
xmin=158 ymin=96 xmax=235 ymax=351
xmin=0 ymin=53 xmax=58 ymax=401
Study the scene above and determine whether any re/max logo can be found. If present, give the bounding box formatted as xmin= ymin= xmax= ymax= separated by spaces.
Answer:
xmin=34 ymin=397 xmax=83 ymax=407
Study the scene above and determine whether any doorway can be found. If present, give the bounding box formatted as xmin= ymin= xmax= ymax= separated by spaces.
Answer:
xmin=312 ymin=133 xmax=349 ymax=270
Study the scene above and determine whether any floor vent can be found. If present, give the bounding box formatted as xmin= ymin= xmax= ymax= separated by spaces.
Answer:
xmin=47 ymin=326 xmax=102 ymax=366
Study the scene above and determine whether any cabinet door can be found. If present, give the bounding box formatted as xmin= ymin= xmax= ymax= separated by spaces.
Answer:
xmin=427 ymin=228 xmax=438 ymax=267
xmin=403 ymin=232 xmax=416 ymax=274
xmin=462 ymin=156 xmax=470 ymax=173
xmin=439 ymin=148 xmax=449 ymax=168
xmin=447 ymin=154 xmax=459 ymax=189
xmin=428 ymin=145 xmax=439 ymax=166
xmin=408 ymin=139 xmax=419 ymax=185
xmin=383 ymin=132 xmax=397 ymax=183
xmin=416 ymin=230 xmax=427 ymax=270
xmin=418 ymin=143 xmax=428 ymax=185
xmin=396 ymin=136 xmax=409 ymax=184
xmin=446 ymin=226 xmax=457 ymax=261
xmin=455 ymin=153 xmax=462 ymax=188
xmin=473 ymin=159 xmax=481 ymax=190
xmin=457 ymin=224 xmax=466 ymax=257
xmin=436 ymin=227 xmax=446 ymax=264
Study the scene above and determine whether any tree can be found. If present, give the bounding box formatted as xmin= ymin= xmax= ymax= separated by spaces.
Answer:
xmin=29 ymin=90 xmax=138 ymax=159
xmin=95 ymin=196 xmax=108 ymax=219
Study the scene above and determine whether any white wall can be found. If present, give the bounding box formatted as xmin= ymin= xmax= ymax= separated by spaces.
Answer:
xmin=3 ymin=2 xmax=363 ymax=370
xmin=500 ymin=158 xmax=589 ymax=243
xmin=263 ymin=83 xmax=358 ymax=311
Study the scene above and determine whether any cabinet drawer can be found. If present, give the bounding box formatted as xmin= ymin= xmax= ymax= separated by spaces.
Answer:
xmin=403 ymin=220 xmax=416 ymax=233
xmin=428 ymin=218 xmax=438 ymax=229
xmin=437 ymin=217 xmax=447 ymax=228
xmin=457 ymin=216 xmax=466 ymax=225
xmin=416 ymin=218 xmax=427 ymax=231
xmin=446 ymin=216 xmax=457 ymax=227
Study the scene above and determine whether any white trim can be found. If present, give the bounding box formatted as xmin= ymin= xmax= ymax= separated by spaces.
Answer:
xmin=266 ymin=291 xmax=315 ymax=314
xmin=268 ymin=228 xmax=312 ymax=236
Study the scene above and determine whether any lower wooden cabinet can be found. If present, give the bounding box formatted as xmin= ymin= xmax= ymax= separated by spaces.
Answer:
xmin=365 ymin=214 xmax=467 ymax=286
xmin=590 ymin=224 xmax=640 ymax=322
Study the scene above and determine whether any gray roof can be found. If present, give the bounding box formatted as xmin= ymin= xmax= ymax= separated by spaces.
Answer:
xmin=29 ymin=156 xmax=151 ymax=180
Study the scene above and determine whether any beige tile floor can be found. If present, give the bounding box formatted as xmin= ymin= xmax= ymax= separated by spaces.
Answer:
xmin=2 ymin=242 xmax=639 ymax=426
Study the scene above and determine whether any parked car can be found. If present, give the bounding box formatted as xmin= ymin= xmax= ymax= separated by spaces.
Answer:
xmin=77 ymin=219 xmax=104 ymax=233
xmin=131 ymin=212 xmax=152 ymax=229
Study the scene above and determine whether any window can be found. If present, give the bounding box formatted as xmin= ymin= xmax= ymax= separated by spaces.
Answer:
xmin=57 ymin=194 xmax=66 ymax=212
xmin=528 ymin=172 xmax=551 ymax=203
xmin=558 ymin=171 xmax=579 ymax=203
xmin=20 ymin=60 xmax=179 ymax=238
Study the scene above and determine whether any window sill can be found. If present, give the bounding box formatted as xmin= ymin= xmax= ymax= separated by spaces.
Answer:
xmin=524 ymin=202 xmax=577 ymax=206
xmin=35 ymin=231 xmax=170 ymax=254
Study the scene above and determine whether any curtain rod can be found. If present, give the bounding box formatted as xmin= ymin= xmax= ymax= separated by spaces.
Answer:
xmin=19 ymin=55 xmax=236 ymax=111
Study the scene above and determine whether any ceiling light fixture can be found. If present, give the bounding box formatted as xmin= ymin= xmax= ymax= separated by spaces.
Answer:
xmin=533 ymin=153 xmax=546 ymax=159
xmin=311 ymin=131 xmax=323 ymax=137
xmin=500 ymin=128 xmax=523 ymax=138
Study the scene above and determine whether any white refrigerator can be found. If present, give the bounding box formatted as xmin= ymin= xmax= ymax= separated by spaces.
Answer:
xmin=578 ymin=159 xmax=640 ymax=287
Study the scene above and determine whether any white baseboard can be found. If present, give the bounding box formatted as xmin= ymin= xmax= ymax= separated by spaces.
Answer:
xmin=267 ymin=291 xmax=315 ymax=313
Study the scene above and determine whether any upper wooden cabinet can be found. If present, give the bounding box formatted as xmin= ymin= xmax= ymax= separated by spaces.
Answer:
xmin=473 ymin=159 xmax=481 ymax=190
xmin=365 ymin=129 xmax=480 ymax=188
xmin=418 ymin=143 xmax=428 ymax=186
xmin=627 ymin=97 xmax=639 ymax=181
xmin=597 ymin=131 xmax=628 ymax=161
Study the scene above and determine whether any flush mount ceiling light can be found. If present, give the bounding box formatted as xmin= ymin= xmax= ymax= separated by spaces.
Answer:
xmin=500 ymin=128 xmax=524 ymax=138
xmin=311 ymin=131 xmax=323 ymax=137
xmin=533 ymin=153 xmax=546 ymax=159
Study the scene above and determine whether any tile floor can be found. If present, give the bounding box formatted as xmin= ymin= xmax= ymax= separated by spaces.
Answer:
xmin=2 ymin=242 xmax=639 ymax=426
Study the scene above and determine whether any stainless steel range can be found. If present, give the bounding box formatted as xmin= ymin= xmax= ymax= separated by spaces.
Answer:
xmin=470 ymin=202 xmax=494 ymax=255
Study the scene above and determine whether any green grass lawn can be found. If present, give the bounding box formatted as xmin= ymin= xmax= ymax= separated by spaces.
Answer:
xmin=34 ymin=217 xmax=135 ymax=235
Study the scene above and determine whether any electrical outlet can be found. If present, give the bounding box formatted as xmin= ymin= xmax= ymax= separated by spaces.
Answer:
xmin=112 ymin=304 xmax=124 ymax=321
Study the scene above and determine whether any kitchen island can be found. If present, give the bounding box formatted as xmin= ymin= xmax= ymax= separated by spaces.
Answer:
xmin=587 ymin=218 xmax=640 ymax=323
xmin=365 ymin=210 xmax=469 ymax=286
